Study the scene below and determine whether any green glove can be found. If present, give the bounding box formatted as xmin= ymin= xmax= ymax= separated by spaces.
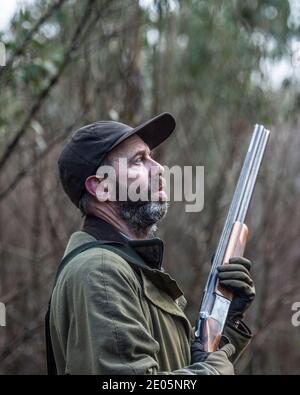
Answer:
xmin=217 ymin=256 xmax=255 ymax=323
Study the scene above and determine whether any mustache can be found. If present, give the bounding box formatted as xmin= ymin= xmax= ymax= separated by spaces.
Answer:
xmin=147 ymin=175 xmax=166 ymax=195
xmin=153 ymin=175 xmax=165 ymax=190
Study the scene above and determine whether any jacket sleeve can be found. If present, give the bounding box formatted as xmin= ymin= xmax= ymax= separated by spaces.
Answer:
xmin=222 ymin=320 xmax=252 ymax=364
xmin=58 ymin=249 xmax=233 ymax=375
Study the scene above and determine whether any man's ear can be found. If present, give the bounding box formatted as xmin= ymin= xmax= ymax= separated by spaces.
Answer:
xmin=85 ymin=175 xmax=111 ymax=202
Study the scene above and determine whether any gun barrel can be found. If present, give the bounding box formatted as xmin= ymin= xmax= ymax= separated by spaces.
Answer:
xmin=236 ymin=128 xmax=270 ymax=223
xmin=196 ymin=124 xmax=270 ymax=342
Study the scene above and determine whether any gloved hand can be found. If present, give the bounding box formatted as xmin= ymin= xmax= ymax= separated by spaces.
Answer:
xmin=217 ymin=256 xmax=255 ymax=323
xmin=191 ymin=338 xmax=236 ymax=375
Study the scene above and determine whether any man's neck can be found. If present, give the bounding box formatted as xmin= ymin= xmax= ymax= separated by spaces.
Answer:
xmin=91 ymin=204 xmax=150 ymax=240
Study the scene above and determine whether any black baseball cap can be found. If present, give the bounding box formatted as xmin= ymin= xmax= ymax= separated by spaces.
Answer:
xmin=58 ymin=112 xmax=176 ymax=208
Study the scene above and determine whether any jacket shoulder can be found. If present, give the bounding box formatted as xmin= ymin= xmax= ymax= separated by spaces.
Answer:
xmin=57 ymin=244 xmax=141 ymax=292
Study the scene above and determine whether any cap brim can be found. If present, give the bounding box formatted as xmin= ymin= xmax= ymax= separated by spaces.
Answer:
xmin=110 ymin=112 xmax=176 ymax=151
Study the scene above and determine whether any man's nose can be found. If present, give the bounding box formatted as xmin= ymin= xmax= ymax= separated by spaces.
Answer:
xmin=148 ymin=158 xmax=164 ymax=175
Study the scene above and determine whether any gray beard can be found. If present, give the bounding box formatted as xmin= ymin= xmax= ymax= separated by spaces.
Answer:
xmin=115 ymin=200 xmax=168 ymax=238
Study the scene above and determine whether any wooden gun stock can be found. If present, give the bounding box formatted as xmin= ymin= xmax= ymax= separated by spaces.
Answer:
xmin=201 ymin=222 xmax=249 ymax=352
xmin=216 ymin=222 xmax=248 ymax=301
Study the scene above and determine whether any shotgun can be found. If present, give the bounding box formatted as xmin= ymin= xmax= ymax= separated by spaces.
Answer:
xmin=195 ymin=124 xmax=270 ymax=352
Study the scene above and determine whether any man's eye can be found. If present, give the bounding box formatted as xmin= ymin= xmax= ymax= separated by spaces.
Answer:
xmin=134 ymin=157 xmax=143 ymax=164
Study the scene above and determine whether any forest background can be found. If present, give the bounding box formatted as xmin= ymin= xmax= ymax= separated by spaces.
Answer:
xmin=0 ymin=0 xmax=300 ymax=374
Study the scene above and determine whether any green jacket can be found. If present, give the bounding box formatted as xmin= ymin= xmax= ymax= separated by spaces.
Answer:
xmin=49 ymin=217 xmax=251 ymax=375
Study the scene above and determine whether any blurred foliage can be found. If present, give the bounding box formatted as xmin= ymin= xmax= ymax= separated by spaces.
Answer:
xmin=0 ymin=0 xmax=300 ymax=374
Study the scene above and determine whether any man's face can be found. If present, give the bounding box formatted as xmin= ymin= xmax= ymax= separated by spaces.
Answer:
xmin=107 ymin=135 xmax=167 ymax=202
xmin=98 ymin=134 xmax=168 ymax=236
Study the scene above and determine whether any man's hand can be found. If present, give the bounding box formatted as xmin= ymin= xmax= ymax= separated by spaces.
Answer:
xmin=191 ymin=338 xmax=236 ymax=375
xmin=217 ymin=256 xmax=255 ymax=323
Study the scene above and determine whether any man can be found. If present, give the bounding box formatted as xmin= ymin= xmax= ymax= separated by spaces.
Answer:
xmin=47 ymin=112 xmax=254 ymax=375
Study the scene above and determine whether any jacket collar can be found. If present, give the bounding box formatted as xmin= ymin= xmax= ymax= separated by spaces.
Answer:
xmin=82 ymin=215 xmax=164 ymax=270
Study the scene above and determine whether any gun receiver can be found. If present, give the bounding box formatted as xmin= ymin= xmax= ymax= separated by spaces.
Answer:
xmin=195 ymin=124 xmax=270 ymax=352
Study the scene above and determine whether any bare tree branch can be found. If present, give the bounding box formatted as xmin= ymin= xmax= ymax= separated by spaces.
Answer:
xmin=0 ymin=0 xmax=96 ymax=172
xmin=0 ymin=0 xmax=66 ymax=80
xmin=0 ymin=110 xmax=85 ymax=201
